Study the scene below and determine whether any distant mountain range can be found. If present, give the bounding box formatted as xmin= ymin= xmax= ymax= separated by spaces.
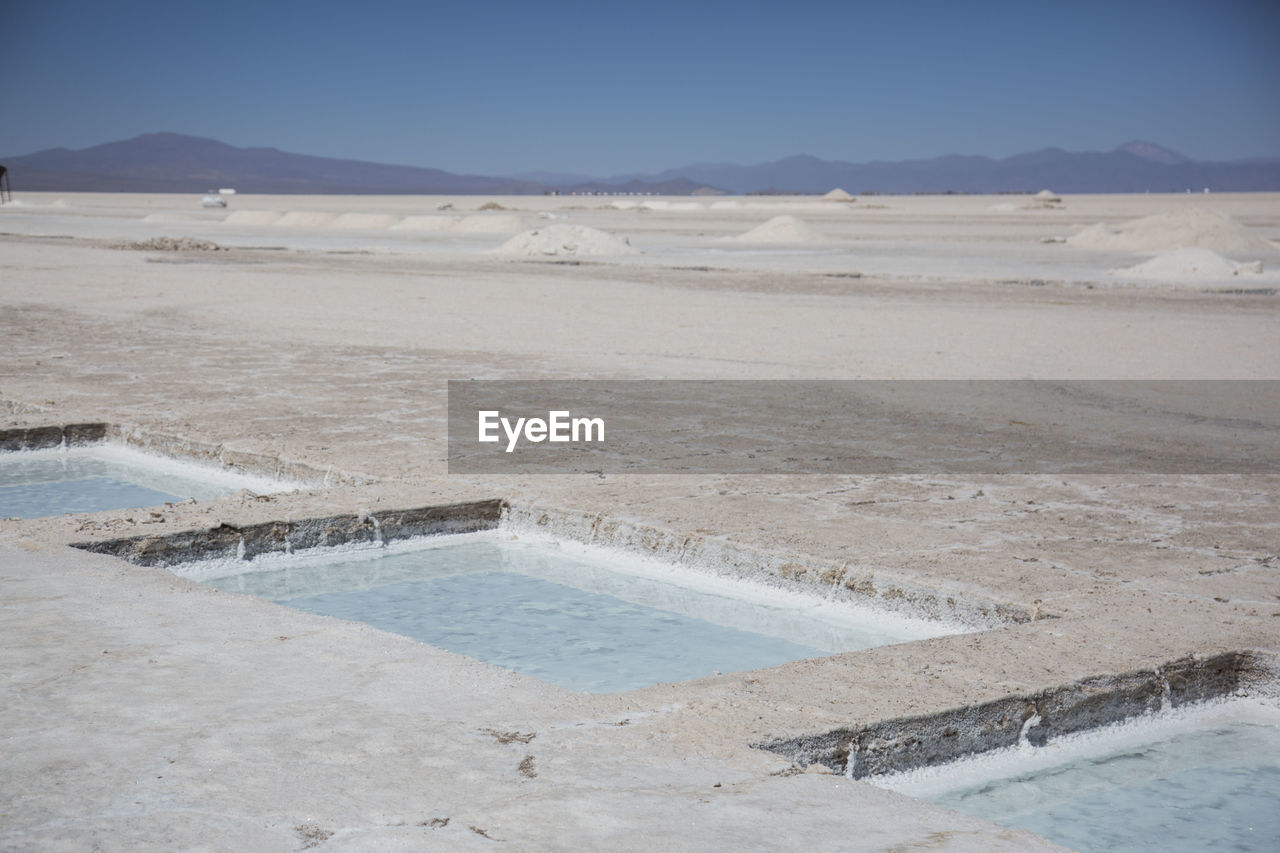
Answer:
xmin=0 ymin=133 xmax=550 ymax=194
xmin=0 ymin=133 xmax=713 ymax=196
xmin=607 ymin=141 xmax=1280 ymax=194
xmin=3 ymin=133 xmax=1278 ymax=195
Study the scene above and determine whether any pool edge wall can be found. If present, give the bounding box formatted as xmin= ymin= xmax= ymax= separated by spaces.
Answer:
xmin=0 ymin=420 xmax=369 ymax=488
xmin=0 ymin=423 xmax=109 ymax=451
xmin=503 ymin=503 xmax=1036 ymax=626
xmin=72 ymin=499 xmax=506 ymax=565
xmin=756 ymin=649 xmax=1275 ymax=778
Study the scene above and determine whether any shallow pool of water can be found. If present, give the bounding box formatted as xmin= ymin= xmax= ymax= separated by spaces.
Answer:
xmin=180 ymin=533 xmax=961 ymax=692
xmin=879 ymin=701 xmax=1280 ymax=853
xmin=0 ymin=444 xmax=289 ymax=518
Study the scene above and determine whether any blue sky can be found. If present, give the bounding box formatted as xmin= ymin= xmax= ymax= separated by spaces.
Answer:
xmin=3 ymin=0 xmax=1277 ymax=176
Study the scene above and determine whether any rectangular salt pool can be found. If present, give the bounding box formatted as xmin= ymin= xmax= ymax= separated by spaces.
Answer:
xmin=0 ymin=444 xmax=290 ymax=519
xmin=875 ymin=700 xmax=1280 ymax=853
xmin=173 ymin=532 xmax=965 ymax=693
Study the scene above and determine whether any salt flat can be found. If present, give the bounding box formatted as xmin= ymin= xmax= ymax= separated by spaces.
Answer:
xmin=2 ymin=191 xmax=1278 ymax=850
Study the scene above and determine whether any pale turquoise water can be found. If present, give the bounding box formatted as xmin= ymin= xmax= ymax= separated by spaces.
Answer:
xmin=926 ymin=719 xmax=1280 ymax=852
xmin=280 ymin=570 xmax=823 ymax=692
xmin=0 ymin=446 xmax=282 ymax=518
xmin=0 ymin=476 xmax=181 ymax=519
xmin=197 ymin=537 xmax=950 ymax=692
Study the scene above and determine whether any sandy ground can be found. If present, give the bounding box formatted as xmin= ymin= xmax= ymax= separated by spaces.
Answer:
xmin=2 ymin=190 xmax=1278 ymax=850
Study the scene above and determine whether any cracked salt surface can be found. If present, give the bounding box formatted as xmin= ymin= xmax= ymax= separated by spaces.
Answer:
xmin=875 ymin=698 xmax=1280 ymax=853
xmin=173 ymin=530 xmax=967 ymax=692
xmin=0 ymin=443 xmax=293 ymax=518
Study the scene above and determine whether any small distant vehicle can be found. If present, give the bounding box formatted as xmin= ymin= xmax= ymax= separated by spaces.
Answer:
xmin=201 ymin=192 xmax=227 ymax=208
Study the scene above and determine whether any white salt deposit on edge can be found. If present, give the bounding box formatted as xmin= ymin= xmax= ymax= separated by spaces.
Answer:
xmin=823 ymin=188 xmax=855 ymax=201
xmin=493 ymin=224 xmax=639 ymax=257
xmin=142 ymin=213 xmax=199 ymax=223
xmin=328 ymin=212 xmax=401 ymax=230
xmin=173 ymin=527 xmax=968 ymax=650
xmin=726 ymin=215 xmax=825 ymax=244
xmin=6 ymin=443 xmax=298 ymax=501
xmin=223 ymin=210 xmax=284 ymax=226
xmin=1067 ymin=208 xmax=1274 ymax=251
xmin=1034 ymin=189 xmax=1061 ymax=202
xmin=275 ymin=211 xmax=338 ymax=228
xmin=452 ymin=213 xmax=526 ymax=233
xmin=1113 ymin=248 xmax=1263 ymax=281
xmin=874 ymin=697 xmax=1280 ymax=798
xmin=742 ymin=201 xmax=833 ymax=212
xmin=390 ymin=215 xmax=459 ymax=232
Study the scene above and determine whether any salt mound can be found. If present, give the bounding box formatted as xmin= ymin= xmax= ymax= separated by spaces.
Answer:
xmin=728 ymin=215 xmax=825 ymax=244
xmin=1067 ymin=208 xmax=1273 ymax=251
xmin=494 ymin=224 xmax=639 ymax=257
xmin=275 ymin=211 xmax=338 ymax=228
xmin=1068 ymin=222 xmax=1118 ymax=244
xmin=329 ymin=212 xmax=400 ymax=230
xmin=453 ymin=213 xmax=525 ymax=233
xmin=224 ymin=210 xmax=283 ymax=226
xmin=823 ymin=188 xmax=855 ymax=201
xmin=1034 ymin=189 xmax=1061 ymax=202
xmin=390 ymin=215 xmax=458 ymax=232
xmin=1114 ymin=248 xmax=1263 ymax=280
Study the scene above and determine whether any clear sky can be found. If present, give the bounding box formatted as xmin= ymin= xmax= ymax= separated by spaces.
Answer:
xmin=3 ymin=0 xmax=1278 ymax=177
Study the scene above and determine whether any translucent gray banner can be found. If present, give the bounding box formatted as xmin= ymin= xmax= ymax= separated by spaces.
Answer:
xmin=447 ymin=380 xmax=1280 ymax=474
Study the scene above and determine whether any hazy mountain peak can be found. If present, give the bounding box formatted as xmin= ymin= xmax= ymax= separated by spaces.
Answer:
xmin=1116 ymin=140 xmax=1190 ymax=165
